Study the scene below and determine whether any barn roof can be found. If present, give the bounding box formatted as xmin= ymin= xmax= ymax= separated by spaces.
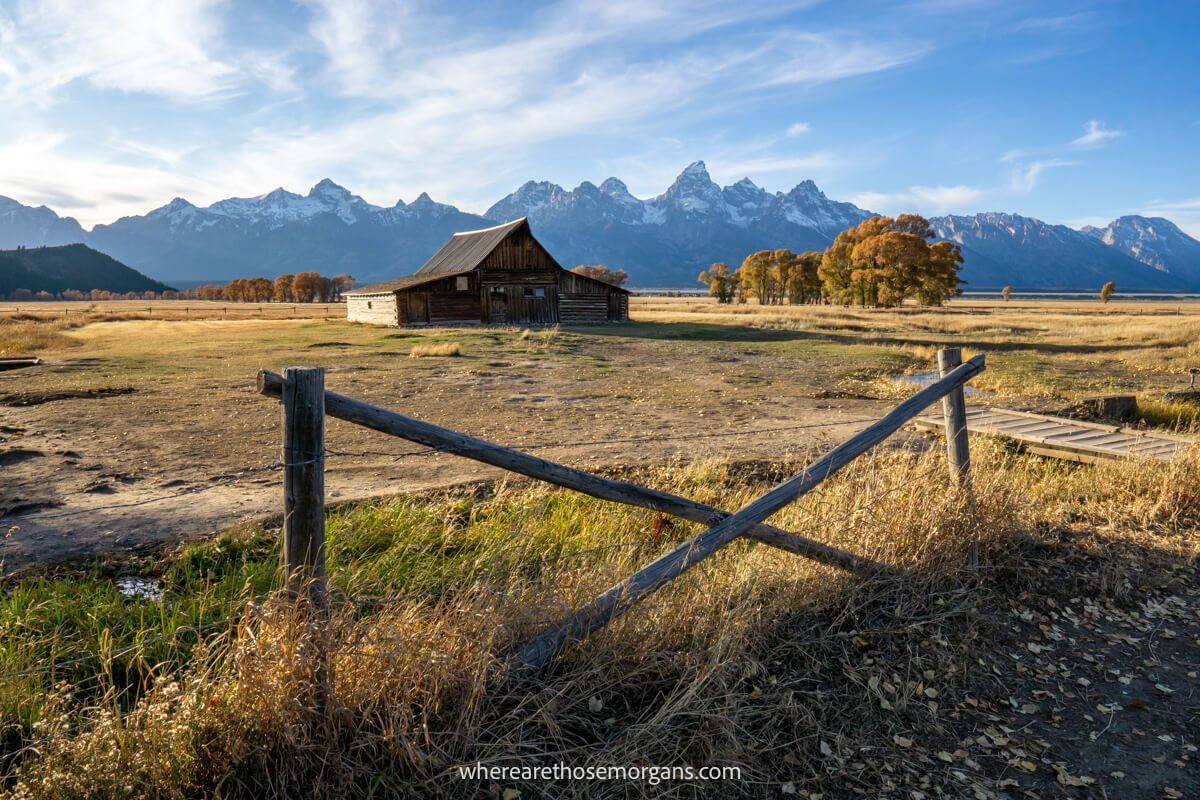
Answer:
xmin=345 ymin=268 xmax=474 ymax=295
xmin=347 ymin=217 xmax=533 ymax=295
xmin=415 ymin=217 xmax=537 ymax=276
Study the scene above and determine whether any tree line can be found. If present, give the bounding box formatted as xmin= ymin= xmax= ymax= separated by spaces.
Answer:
xmin=698 ymin=214 xmax=964 ymax=307
xmin=207 ymin=272 xmax=355 ymax=302
xmin=2 ymin=272 xmax=356 ymax=303
xmin=570 ymin=265 xmax=629 ymax=286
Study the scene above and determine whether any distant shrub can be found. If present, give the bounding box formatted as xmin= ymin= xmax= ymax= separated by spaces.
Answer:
xmin=409 ymin=342 xmax=462 ymax=358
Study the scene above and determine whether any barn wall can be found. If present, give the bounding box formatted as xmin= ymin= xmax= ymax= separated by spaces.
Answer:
xmin=610 ymin=293 xmax=629 ymax=322
xmin=559 ymin=294 xmax=608 ymax=323
xmin=429 ymin=292 xmax=482 ymax=324
xmin=480 ymin=227 xmax=560 ymax=271
xmin=558 ymin=271 xmax=630 ymax=323
xmin=346 ymin=293 xmax=399 ymax=325
xmin=480 ymin=284 xmax=557 ymax=324
xmin=397 ymin=273 xmax=482 ymax=325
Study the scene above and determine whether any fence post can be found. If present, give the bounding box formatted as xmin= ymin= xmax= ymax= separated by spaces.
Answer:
xmin=281 ymin=366 xmax=329 ymax=716
xmin=281 ymin=366 xmax=327 ymax=602
xmin=937 ymin=347 xmax=977 ymax=568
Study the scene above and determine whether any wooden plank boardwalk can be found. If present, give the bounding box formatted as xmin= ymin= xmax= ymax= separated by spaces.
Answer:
xmin=913 ymin=407 xmax=1192 ymax=463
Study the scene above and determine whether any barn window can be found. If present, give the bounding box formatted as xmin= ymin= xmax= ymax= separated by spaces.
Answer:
xmin=490 ymin=286 xmax=505 ymax=295
xmin=523 ymin=287 xmax=546 ymax=299
xmin=456 ymin=276 xmax=469 ymax=291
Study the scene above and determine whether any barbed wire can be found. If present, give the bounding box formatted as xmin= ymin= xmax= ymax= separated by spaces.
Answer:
xmin=321 ymin=415 xmax=881 ymax=463
xmin=4 ymin=416 xmax=882 ymax=527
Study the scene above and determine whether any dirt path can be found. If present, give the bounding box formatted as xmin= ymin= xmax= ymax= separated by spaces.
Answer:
xmin=1 ymin=320 xmax=897 ymax=572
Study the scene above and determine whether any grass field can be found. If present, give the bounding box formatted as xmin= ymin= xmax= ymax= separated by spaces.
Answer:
xmin=1 ymin=298 xmax=1198 ymax=798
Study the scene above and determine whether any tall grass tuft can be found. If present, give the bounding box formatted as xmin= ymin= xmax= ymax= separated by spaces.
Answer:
xmin=409 ymin=342 xmax=462 ymax=358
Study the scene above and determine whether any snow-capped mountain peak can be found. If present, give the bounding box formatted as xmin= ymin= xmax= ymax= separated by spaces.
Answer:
xmin=8 ymin=161 xmax=1199 ymax=291
xmin=308 ymin=178 xmax=351 ymax=198
xmin=599 ymin=177 xmax=634 ymax=200
xmin=1081 ymin=215 xmax=1200 ymax=275
xmin=656 ymin=160 xmax=725 ymax=215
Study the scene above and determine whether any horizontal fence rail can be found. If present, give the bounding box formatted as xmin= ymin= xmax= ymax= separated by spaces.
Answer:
xmin=258 ymin=353 xmax=986 ymax=676
xmin=257 ymin=371 xmax=882 ymax=574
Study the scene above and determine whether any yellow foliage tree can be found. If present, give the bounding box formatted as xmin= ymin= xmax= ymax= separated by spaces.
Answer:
xmin=697 ymin=262 xmax=737 ymax=303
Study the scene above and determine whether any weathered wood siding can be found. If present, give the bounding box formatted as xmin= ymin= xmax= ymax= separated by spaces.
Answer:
xmin=346 ymin=293 xmax=399 ymax=325
xmin=610 ymin=293 xmax=629 ymax=322
xmin=558 ymin=271 xmax=629 ymax=323
xmin=483 ymin=284 xmax=558 ymax=324
xmin=479 ymin=226 xmax=560 ymax=271
xmin=559 ymin=294 xmax=607 ymax=323
xmin=396 ymin=273 xmax=481 ymax=325
xmin=429 ymin=292 xmax=482 ymax=324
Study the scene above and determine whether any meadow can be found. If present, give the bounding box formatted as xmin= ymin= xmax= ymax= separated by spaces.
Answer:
xmin=0 ymin=297 xmax=1198 ymax=798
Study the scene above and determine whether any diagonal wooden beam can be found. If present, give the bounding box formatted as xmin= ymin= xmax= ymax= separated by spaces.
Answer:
xmin=258 ymin=370 xmax=882 ymax=574
xmin=508 ymin=355 xmax=986 ymax=674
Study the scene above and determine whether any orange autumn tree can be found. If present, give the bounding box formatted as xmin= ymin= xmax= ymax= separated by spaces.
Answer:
xmin=819 ymin=214 xmax=962 ymax=307
xmin=697 ymin=262 xmax=737 ymax=303
xmin=570 ymin=265 xmax=629 ymax=286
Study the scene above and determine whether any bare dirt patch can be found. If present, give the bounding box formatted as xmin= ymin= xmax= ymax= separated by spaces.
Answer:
xmin=0 ymin=315 xmax=900 ymax=572
xmin=0 ymin=386 xmax=135 ymax=406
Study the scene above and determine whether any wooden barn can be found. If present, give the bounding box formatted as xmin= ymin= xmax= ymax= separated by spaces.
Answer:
xmin=344 ymin=218 xmax=629 ymax=326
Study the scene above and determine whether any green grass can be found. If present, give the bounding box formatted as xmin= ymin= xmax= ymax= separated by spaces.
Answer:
xmin=0 ymin=484 xmax=688 ymax=760
xmin=1137 ymin=397 xmax=1200 ymax=431
xmin=0 ymin=528 xmax=275 ymax=758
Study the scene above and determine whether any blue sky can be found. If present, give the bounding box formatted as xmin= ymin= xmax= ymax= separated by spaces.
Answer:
xmin=1 ymin=0 xmax=1197 ymax=235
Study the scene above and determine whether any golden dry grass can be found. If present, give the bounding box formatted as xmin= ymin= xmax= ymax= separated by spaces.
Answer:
xmin=409 ymin=341 xmax=463 ymax=358
xmin=6 ymin=442 xmax=1198 ymax=798
xmin=629 ymin=296 xmax=1200 ymax=408
xmin=0 ymin=302 xmax=340 ymax=358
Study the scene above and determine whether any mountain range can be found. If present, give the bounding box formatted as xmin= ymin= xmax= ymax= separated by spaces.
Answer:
xmin=2 ymin=163 xmax=1198 ymax=290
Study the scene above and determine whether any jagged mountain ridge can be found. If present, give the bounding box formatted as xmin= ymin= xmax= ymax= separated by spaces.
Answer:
xmin=1081 ymin=216 xmax=1200 ymax=282
xmin=0 ymin=197 xmax=89 ymax=250
xmin=931 ymin=212 xmax=1193 ymax=290
xmin=483 ymin=163 xmax=873 ymax=285
xmin=1 ymin=163 xmax=1197 ymax=289
xmin=85 ymin=179 xmax=488 ymax=283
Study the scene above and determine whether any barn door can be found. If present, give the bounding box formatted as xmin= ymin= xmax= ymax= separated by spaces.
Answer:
xmin=488 ymin=287 xmax=507 ymax=324
xmin=408 ymin=293 xmax=429 ymax=323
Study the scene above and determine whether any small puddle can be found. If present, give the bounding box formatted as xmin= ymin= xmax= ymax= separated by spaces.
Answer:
xmin=116 ymin=576 xmax=164 ymax=602
xmin=892 ymin=371 xmax=993 ymax=396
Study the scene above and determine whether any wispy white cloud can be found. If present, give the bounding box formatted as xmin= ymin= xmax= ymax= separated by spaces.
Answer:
xmin=0 ymin=130 xmax=211 ymax=225
xmin=998 ymin=119 xmax=1118 ymax=195
xmin=849 ymin=184 xmax=984 ymax=215
xmin=1009 ymin=13 xmax=1092 ymax=33
xmin=0 ymin=0 xmax=933 ymax=223
xmin=1070 ymin=119 xmax=1124 ymax=148
xmin=0 ymin=0 xmax=243 ymax=103
xmin=138 ymin=2 xmax=926 ymax=214
xmin=1009 ymin=159 xmax=1077 ymax=193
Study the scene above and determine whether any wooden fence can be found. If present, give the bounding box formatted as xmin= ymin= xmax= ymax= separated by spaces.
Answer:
xmin=256 ymin=347 xmax=985 ymax=676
